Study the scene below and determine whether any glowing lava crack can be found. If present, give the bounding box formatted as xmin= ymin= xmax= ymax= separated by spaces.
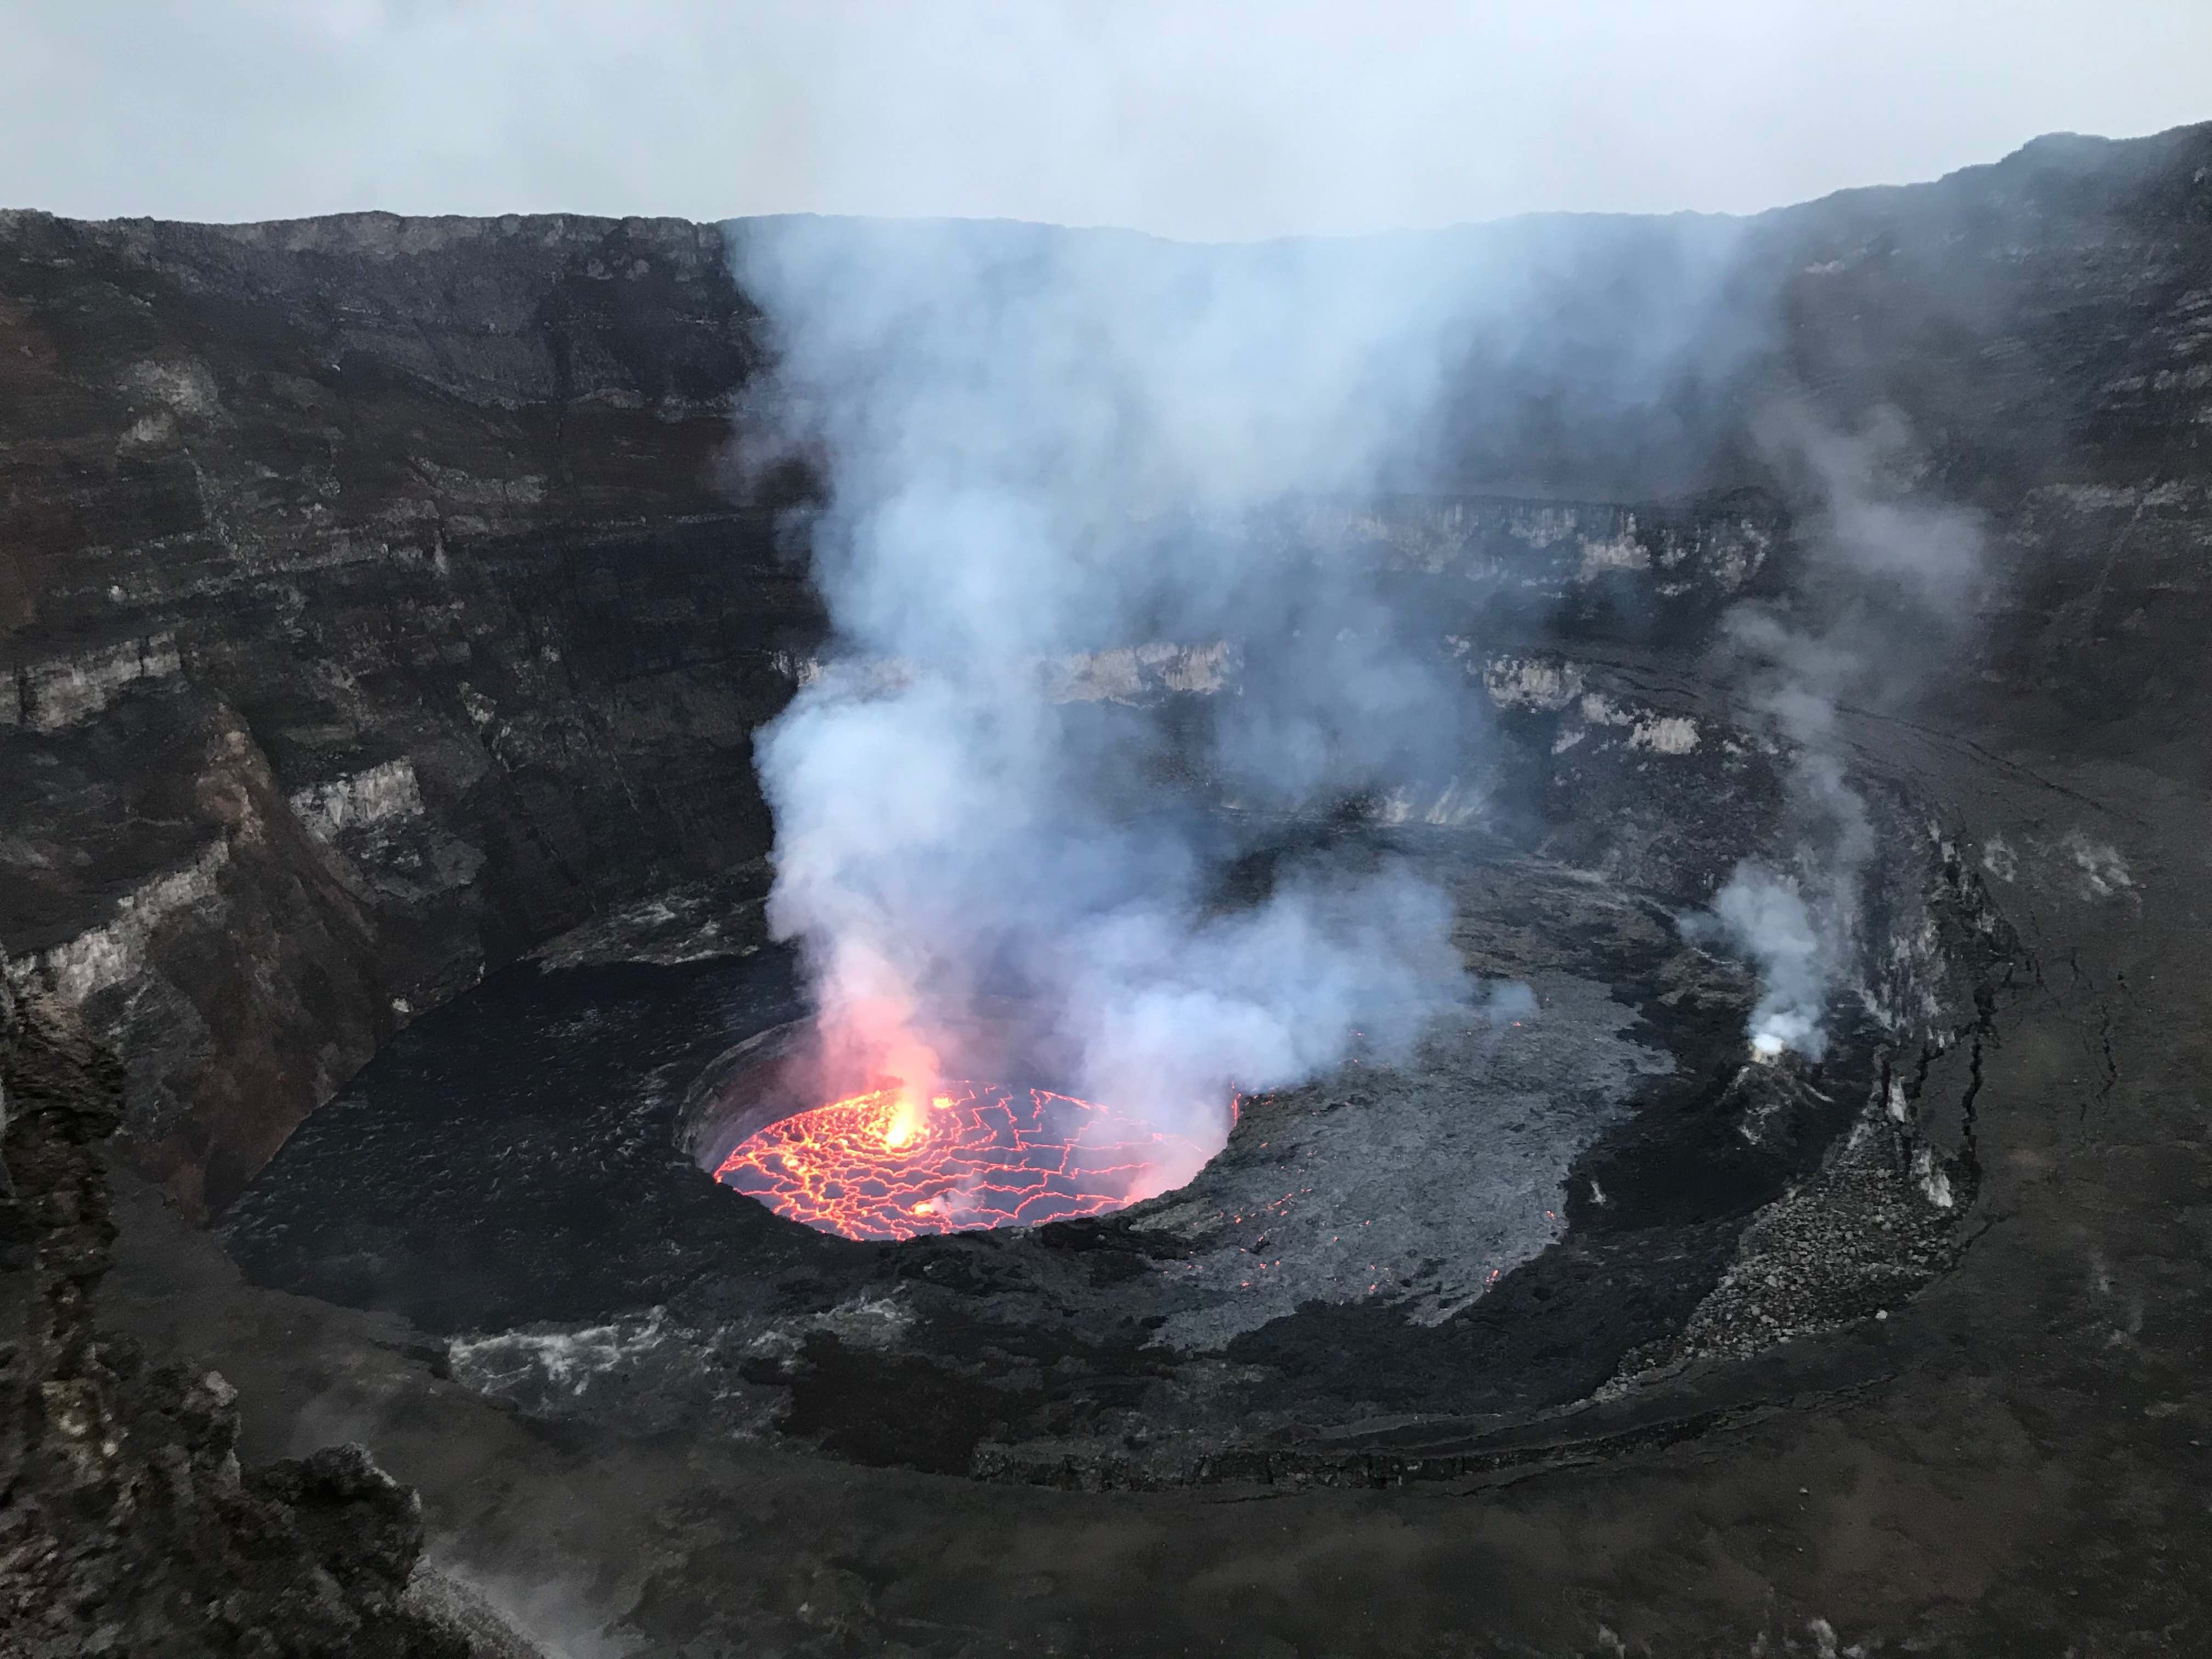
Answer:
xmin=714 ymin=1082 xmax=1205 ymax=1240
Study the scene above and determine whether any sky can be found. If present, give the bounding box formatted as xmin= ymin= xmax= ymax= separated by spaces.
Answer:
xmin=6 ymin=1 xmax=2209 ymax=240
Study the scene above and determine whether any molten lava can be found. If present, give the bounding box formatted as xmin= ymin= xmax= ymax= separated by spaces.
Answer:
xmin=715 ymin=1080 xmax=1202 ymax=1241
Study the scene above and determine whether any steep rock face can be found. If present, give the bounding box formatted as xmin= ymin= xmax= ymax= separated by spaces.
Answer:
xmin=2 ymin=125 xmax=2210 ymax=1215
xmin=0 ymin=212 xmax=815 ymax=1211
xmin=0 ymin=981 xmax=465 ymax=1655
xmin=1750 ymin=128 xmax=2212 ymax=753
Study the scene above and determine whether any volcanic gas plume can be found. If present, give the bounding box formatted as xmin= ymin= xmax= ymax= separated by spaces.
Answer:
xmin=720 ymin=219 xmax=1493 ymax=1232
xmin=1684 ymin=407 xmax=1985 ymax=1063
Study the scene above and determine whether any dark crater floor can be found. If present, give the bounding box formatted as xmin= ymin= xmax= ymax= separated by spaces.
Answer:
xmin=222 ymin=815 xmax=2007 ymax=1488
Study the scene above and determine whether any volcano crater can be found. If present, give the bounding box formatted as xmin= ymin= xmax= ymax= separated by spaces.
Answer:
xmin=221 ymin=746 xmax=2008 ymax=1487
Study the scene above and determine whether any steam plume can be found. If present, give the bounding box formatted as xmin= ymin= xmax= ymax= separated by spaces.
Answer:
xmin=729 ymin=218 xmax=1483 ymax=1196
xmin=1689 ymin=407 xmax=1984 ymax=1060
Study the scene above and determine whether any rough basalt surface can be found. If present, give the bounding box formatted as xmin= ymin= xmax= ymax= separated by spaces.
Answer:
xmin=0 ymin=981 xmax=498 ymax=1655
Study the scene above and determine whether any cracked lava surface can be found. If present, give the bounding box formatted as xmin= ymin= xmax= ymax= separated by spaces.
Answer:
xmin=713 ymin=1082 xmax=1216 ymax=1240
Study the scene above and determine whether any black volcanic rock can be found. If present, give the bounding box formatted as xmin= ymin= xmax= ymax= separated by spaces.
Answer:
xmin=3 ymin=125 xmax=2210 ymax=1214
xmin=0 ymin=980 xmax=472 ymax=1655
xmin=0 ymin=211 xmax=816 ymax=1212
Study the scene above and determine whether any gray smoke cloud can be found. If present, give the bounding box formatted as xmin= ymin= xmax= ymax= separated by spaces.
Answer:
xmin=728 ymin=218 xmax=1496 ymax=1197
xmin=1688 ymin=405 xmax=1984 ymax=1060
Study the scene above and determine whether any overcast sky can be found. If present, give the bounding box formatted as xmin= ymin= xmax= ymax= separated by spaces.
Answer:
xmin=7 ymin=1 xmax=2209 ymax=240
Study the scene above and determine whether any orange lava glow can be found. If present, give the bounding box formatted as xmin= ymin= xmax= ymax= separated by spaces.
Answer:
xmin=715 ymin=1080 xmax=1204 ymax=1241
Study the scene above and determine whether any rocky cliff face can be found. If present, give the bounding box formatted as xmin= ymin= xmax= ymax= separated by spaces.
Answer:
xmin=1 ymin=123 xmax=2208 ymax=1219
xmin=0 ymin=212 xmax=814 ymax=1212
xmin=0 ymin=980 xmax=474 ymax=1655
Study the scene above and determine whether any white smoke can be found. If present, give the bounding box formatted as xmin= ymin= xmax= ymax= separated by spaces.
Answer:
xmin=1691 ymin=866 xmax=1828 ymax=1060
xmin=1689 ymin=406 xmax=1984 ymax=1062
xmin=728 ymin=218 xmax=1494 ymax=1197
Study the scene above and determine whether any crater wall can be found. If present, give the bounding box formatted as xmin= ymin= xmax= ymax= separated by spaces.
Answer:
xmin=2 ymin=122 xmax=2209 ymax=1216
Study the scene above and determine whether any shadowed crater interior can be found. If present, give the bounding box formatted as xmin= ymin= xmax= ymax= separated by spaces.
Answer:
xmin=222 ymin=755 xmax=2011 ymax=1486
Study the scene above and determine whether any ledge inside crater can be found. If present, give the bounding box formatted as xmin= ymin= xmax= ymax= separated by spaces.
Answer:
xmin=219 ymin=810 xmax=1995 ymax=1486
